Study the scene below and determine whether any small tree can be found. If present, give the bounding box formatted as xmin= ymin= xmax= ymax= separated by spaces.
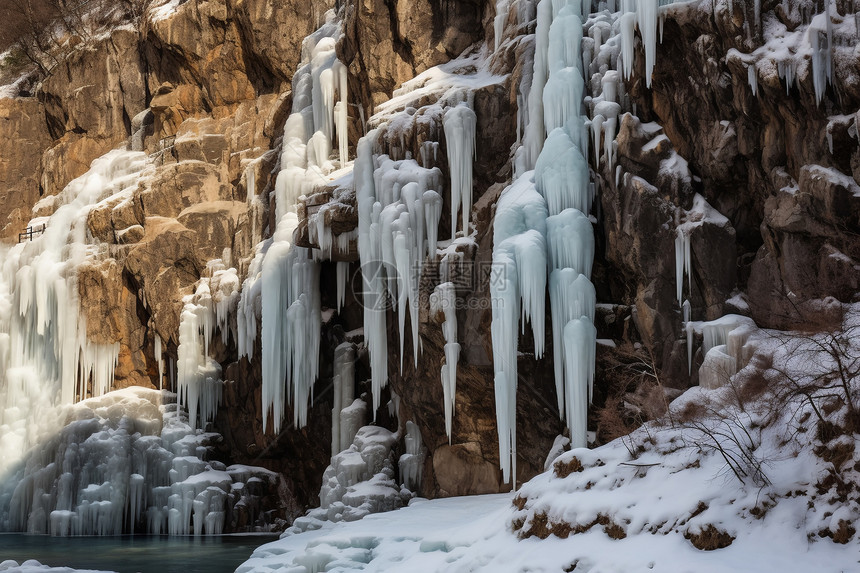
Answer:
xmin=767 ymin=304 xmax=860 ymax=434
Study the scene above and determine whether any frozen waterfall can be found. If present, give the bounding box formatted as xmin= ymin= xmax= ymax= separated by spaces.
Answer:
xmin=0 ymin=149 xmax=149 ymax=469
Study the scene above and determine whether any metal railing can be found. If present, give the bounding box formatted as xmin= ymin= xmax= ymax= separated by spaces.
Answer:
xmin=151 ymin=135 xmax=177 ymax=166
xmin=18 ymin=224 xmax=46 ymax=243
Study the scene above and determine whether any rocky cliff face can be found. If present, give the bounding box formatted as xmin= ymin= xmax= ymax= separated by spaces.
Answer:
xmin=1 ymin=0 xmax=858 ymax=527
xmin=599 ymin=0 xmax=860 ymax=386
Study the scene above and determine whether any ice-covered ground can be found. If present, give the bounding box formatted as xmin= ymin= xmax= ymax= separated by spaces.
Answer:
xmin=0 ymin=561 xmax=111 ymax=573
xmin=237 ymin=489 xmax=859 ymax=573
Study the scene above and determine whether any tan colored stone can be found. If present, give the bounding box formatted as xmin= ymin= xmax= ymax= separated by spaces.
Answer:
xmin=78 ymin=258 xmax=151 ymax=388
xmin=125 ymin=217 xmax=201 ymax=343
xmin=0 ymin=97 xmax=51 ymax=240
xmin=137 ymin=161 xmax=233 ymax=218
xmin=177 ymin=201 xmax=245 ymax=263
xmin=432 ymin=443 xmax=500 ymax=497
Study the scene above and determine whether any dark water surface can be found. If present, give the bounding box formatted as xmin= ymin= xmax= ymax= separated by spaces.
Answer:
xmin=0 ymin=533 xmax=277 ymax=572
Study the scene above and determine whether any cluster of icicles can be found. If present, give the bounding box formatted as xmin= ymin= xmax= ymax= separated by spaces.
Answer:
xmin=192 ymin=10 xmax=478 ymax=454
xmin=175 ymin=263 xmax=240 ymax=430
xmin=230 ymin=15 xmax=348 ymax=435
xmin=354 ymin=92 xmax=475 ymax=436
xmin=0 ymin=1 xmax=739 ymax=527
xmin=174 ymin=0 xmax=688 ymax=485
xmin=0 ymin=149 xmax=149 ymax=469
xmin=741 ymin=1 xmax=847 ymax=106
xmin=354 ymin=115 xmax=473 ymax=438
xmin=489 ymin=0 xmax=686 ymax=484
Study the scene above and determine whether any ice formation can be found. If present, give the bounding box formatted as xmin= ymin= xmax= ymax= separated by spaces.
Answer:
xmin=336 ymin=261 xmax=349 ymax=313
xmin=0 ymin=387 xmax=278 ymax=537
xmin=535 ymin=129 xmax=590 ymax=216
xmin=287 ymin=425 xmax=408 ymax=534
xmin=398 ymin=420 xmax=425 ymax=492
xmin=443 ymin=102 xmax=477 ymax=239
xmin=546 ymin=208 xmax=594 ymax=277
xmin=491 ymin=0 xmax=605 ymax=483
xmin=431 ymin=282 xmax=459 ymax=442
xmin=808 ymin=10 xmax=833 ymax=105
xmin=355 ymin=129 xmax=445 ymax=412
xmin=0 ymin=144 xmax=278 ymax=537
xmin=674 ymin=227 xmax=691 ymax=307
xmin=331 ymin=343 xmax=359 ymax=456
xmin=248 ymin=13 xmax=348 ymax=433
xmin=619 ymin=0 xmax=663 ymax=88
xmin=494 ymin=0 xmax=510 ymax=52
xmin=691 ymin=314 xmax=757 ymax=389
xmin=176 ymin=282 xmax=224 ymax=431
xmin=154 ymin=334 xmax=165 ymax=390
xmin=0 ymin=149 xmax=149 ymax=470
xmin=563 ymin=317 xmax=597 ymax=448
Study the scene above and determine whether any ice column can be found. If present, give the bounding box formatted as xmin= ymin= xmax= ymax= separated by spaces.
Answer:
xmin=492 ymin=0 xmax=601 ymax=479
xmin=332 ymin=343 xmax=357 ymax=455
xmin=443 ymin=102 xmax=477 ymax=239
xmin=563 ymin=318 xmax=597 ymax=448
xmin=432 ymin=282 xmax=460 ymax=442
xmin=177 ymin=283 xmax=223 ymax=431
xmin=490 ymin=176 xmax=549 ymax=483
xmin=398 ymin=420 xmax=425 ymax=492
xmin=521 ymin=0 xmax=554 ymax=169
xmin=256 ymin=14 xmax=346 ymax=433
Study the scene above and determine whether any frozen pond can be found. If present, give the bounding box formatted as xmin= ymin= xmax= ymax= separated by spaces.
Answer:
xmin=0 ymin=533 xmax=277 ymax=573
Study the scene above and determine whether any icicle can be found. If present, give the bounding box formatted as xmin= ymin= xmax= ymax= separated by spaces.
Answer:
xmin=393 ymin=229 xmax=412 ymax=372
xmin=620 ymin=11 xmax=636 ymax=80
xmin=432 ymin=283 xmax=460 ymax=442
xmin=683 ymin=299 xmax=693 ymax=375
xmin=522 ymin=0 xmax=554 ymax=169
xmin=638 ymin=0 xmax=659 ymax=88
xmin=443 ymin=103 xmax=477 ymax=239
xmin=423 ymin=190 xmax=443 ymax=258
xmin=747 ymin=63 xmax=758 ymax=96
xmin=332 ymin=343 xmax=356 ymax=455
xmin=333 ymin=60 xmax=349 ymax=166
xmin=809 ymin=10 xmax=833 ymax=105
xmin=549 ymin=269 xmax=595 ymax=420
xmin=311 ymin=38 xmax=337 ymax=142
xmin=590 ymin=114 xmax=605 ymax=169
xmin=490 ymin=247 xmax=520 ymax=485
xmin=399 ymin=420 xmax=425 ymax=492
xmin=336 ymin=261 xmax=349 ymax=313
xmin=674 ymin=227 xmax=691 ymax=307
xmin=562 ymin=317 xmax=597 ymax=448
xmin=152 ymin=333 xmax=164 ymax=390
xmin=494 ymin=0 xmax=510 ymax=51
